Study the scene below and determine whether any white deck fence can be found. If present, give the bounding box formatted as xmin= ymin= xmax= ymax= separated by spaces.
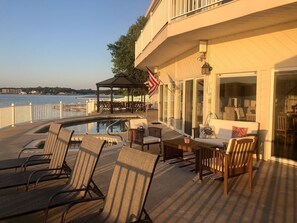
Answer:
xmin=0 ymin=100 xmax=96 ymax=129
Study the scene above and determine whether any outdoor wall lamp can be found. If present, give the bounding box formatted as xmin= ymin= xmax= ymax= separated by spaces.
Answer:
xmin=201 ymin=62 xmax=213 ymax=75
xmin=198 ymin=40 xmax=212 ymax=75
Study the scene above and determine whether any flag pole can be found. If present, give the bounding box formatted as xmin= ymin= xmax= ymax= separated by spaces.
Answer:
xmin=158 ymin=78 xmax=174 ymax=93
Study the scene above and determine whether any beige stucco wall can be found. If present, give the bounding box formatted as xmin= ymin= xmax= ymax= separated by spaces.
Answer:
xmin=157 ymin=21 xmax=297 ymax=160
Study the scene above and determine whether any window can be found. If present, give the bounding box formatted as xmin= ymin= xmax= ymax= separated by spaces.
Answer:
xmin=175 ymin=81 xmax=183 ymax=131
xmin=196 ymin=79 xmax=204 ymax=125
xmin=159 ymin=85 xmax=164 ymax=122
xmin=218 ymin=74 xmax=257 ymax=122
xmin=163 ymin=84 xmax=168 ymax=124
xmin=169 ymin=84 xmax=175 ymax=127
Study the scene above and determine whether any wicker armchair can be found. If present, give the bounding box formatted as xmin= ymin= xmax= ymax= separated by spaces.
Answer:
xmin=200 ymin=136 xmax=256 ymax=195
xmin=128 ymin=118 xmax=162 ymax=153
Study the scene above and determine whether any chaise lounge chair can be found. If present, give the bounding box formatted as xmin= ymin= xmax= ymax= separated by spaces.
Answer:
xmin=0 ymin=136 xmax=106 ymax=221
xmin=0 ymin=128 xmax=73 ymax=191
xmin=0 ymin=123 xmax=62 ymax=171
xmin=61 ymin=147 xmax=159 ymax=223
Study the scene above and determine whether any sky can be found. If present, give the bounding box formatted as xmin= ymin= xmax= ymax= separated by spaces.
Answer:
xmin=0 ymin=0 xmax=150 ymax=90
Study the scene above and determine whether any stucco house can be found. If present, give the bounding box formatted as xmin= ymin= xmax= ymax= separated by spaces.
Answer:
xmin=134 ymin=0 xmax=297 ymax=164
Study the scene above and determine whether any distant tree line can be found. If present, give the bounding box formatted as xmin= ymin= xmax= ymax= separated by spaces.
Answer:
xmin=24 ymin=87 xmax=96 ymax=95
xmin=0 ymin=87 xmax=123 ymax=95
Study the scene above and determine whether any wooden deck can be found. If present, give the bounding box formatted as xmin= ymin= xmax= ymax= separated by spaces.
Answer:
xmin=0 ymin=110 xmax=296 ymax=223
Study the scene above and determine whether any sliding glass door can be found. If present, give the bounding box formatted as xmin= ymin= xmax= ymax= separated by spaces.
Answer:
xmin=175 ymin=81 xmax=183 ymax=131
xmin=184 ymin=80 xmax=193 ymax=135
xmin=163 ymin=84 xmax=168 ymax=124
xmin=196 ymin=79 xmax=204 ymax=126
xmin=159 ymin=85 xmax=164 ymax=122
xmin=273 ymin=71 xmax=297 ymax=161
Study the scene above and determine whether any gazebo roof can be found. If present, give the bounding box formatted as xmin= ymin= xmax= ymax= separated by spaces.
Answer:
xmin=96 ymin=73 xmax=145 ymax=88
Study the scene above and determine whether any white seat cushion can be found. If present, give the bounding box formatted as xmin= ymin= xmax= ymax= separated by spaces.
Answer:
xmin=143 ymin=136 xmax=161 ymax=144
xmin=194 ymin=138 xmax=227 ymax=147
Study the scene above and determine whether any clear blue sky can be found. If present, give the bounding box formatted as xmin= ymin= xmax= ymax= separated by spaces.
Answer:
xmin=0 ymin=0 xmax=150 ymax=90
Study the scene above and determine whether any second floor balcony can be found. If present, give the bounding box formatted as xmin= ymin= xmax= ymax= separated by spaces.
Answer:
xmin=135 ymin=0 xmax=297 ymax=69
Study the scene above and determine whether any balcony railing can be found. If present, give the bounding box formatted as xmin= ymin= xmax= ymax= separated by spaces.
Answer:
xmin=135 ymin=0 xmax=227 ymax=59
xmin=171 ymin=0 xmax=223 ymax=19
xmin=135 ymin=0 xmax=169 ymax=59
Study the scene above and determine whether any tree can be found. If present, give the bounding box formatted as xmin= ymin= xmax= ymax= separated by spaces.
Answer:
xmin=107 ymin=16 xmax=148 ymax=95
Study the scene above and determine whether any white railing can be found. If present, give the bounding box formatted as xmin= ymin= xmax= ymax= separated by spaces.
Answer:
xmin=15 ymin=104 xmax=31 ymax=126
xmin=0 ymin=100 xmax=97 ymax=129
xmin=135 ymin=0 xmax=169 ymax=59
xmin=135 ymin=0 xmax=226 ymax=58
xmin=0 ymin=106 xmax=13 ymax=128
xmin=171 ymin=0 xmax=223 ymax=19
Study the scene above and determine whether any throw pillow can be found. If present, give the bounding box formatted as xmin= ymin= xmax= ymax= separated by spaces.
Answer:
xmin=137 ymin=125 xmax=148 ymax=136
xmin=232 ymin=126 xmax=248 ymax=138
xmin=199 ymin=124 xmax=216 ymax=139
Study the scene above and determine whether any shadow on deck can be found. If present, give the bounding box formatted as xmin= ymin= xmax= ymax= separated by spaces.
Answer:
xmin=0 ymin=110 xmax=296 ymax=222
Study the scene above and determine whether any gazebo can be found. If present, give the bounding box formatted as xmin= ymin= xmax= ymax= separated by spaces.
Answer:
xmin=96 ymin=73 xmax=147 ymax=114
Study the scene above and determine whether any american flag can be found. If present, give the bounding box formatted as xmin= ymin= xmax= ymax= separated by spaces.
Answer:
xmin=147 ymin=67 xmax=160 ymax=97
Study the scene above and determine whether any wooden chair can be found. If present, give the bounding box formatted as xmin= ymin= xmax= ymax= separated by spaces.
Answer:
xmin=0 ymin=123 xmax=61 ymax=171
xmin=128 ymin=118 xmax=162 ymax=153
xmin=201 ymin=136 xmax=256 ymax=195
xmin=276 ymin=113 xmax=294 ymax=144
xmin=61 ymin=147 xmax=159 ymax=223
xmin=234 ymin=107 xmax=246 ymax=121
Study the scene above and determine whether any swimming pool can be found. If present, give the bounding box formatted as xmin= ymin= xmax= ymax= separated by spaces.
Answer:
xmin=64 ymin=118 xmax=128 ymax=134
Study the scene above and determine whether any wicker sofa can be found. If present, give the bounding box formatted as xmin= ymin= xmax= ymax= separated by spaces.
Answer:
xmin=193 ymin=119 xmax=260 ymax=154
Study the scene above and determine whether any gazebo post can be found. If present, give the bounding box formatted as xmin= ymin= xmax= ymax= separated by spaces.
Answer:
xmin=96 ymin=73 xmax=145 ymax=114
xmin=127 ymin=88 xmax=130 ymax=112
xmin=143 ymin=88 xmax=146 ymax=111
xmin=96 ymin=84 xmax=100 ymax=113
xmin=110 ymin=87 xmax=114 ymax=114
xmin=131 ymin=89 xmax=134 ymax=113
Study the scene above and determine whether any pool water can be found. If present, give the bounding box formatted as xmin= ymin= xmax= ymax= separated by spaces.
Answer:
xmin=65 ymin=119 xmax=128 ymax=134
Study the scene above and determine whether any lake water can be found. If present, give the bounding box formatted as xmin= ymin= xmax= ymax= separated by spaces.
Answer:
xmin=0 ymin=94 xmax=110 ymax=107
xmin=0 ymin=94 xmax=92 ymax=107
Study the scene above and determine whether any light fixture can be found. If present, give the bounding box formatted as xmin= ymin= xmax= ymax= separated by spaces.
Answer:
xmin=199 ymin=40 xmax=208 ymax=53
xmin=198 ymin=40 xmax=212 ymax=75
xmin=201 ymin=62 xmax=213 ymax=75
